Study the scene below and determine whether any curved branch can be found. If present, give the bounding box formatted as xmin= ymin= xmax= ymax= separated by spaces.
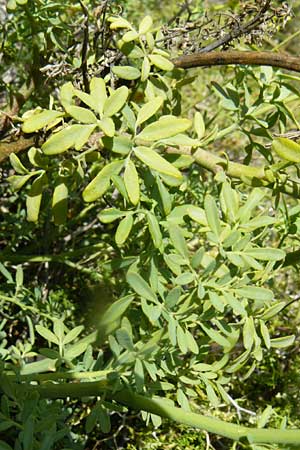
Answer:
xmin=173 ymin=51 xmax=300 ymax=73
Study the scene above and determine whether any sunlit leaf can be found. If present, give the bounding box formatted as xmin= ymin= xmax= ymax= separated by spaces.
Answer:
xmin=137 ymin=116 xmax=191 ymax=141
xmin=149 ymin=54 xmax=174 ymax=71
xmin=134 ymin=146 xmax=182 ymax=179
xmin=103 ymin=86 xmax=129 ymax=117
xmin=124 ymin=160 xmax=140 ymax=205
xmin=112 ymin=66 xmax=141 ymax=80
xmin=82 ymin=160 xmax=123 ymax=202
xmin=115 ymin=215 xmax=133 ymax=246
xmin=22 ymin=110 xmax=64 ymax=133
xmin=272 ymin=137 xmax=300 ymax=163
xmin=126 ymin=271 xmax=158 ymax=303
xmin=136 ymin=97 xmax=164 ymax=126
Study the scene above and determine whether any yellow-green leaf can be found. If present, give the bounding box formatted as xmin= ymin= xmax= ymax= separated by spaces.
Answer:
xmin=124 ymin=160 xmax=140 ymax=205
xmin=7 ymin=172 xmax=37 ymax=191
xmin=9 ymin=153 xmax=28 ymax=174
xmin=103 ymin=86 xmax=129 ymax=117
xmin=194 ymin=111 xmax=205 ymax=140
xmin=60 ymin=82 xmax=74 ymax=108
xmin=52 ymin=181 xmax=68 ymax=225
xmin=122 ymin=30 xmax=139 ymax=42
xmin=73 ymin=89 xmax=97 ymax=112
xmin=109 ymin=17 xmax=132 ymax=30
xmin=137 ymin=116 xmax=191 ymax=141
xmin=136 ymin=97 xmax=164 ymax=127
xmin=65 ymin=105 xmax=97 ymax=124
xmin=115 ymin=215 xmax=133 ymax=246
xmin=149 ymin=54 xmax=174 ymax=71
xmin=141 ymin=56 xmax=151 ymax=81
xmin=42 ymin=124 xmax=96 ymax=155
xmin=22 ymin=110 xmax=64 ymax=133
xmin=139 ymin=15 xmax=153 ymax=34
xmin=147 ymin=212 xmax=162 ymax=248
xmin=90 ymin=77 xmax=107 ymax=115
xmin=112 ymin=66 xmax=141 ymax=80
xmin=134 ymin=146 xmax=182 ymax=179
xmin=272 ymin=137 xmax=300 ymax=163
xmin=98 ymin=117 xmax=115 ymax=137
xmin=82 ymin=160 xmax=123 ymax=202
xmin=26 ymin=172 xmax=47 ymax=222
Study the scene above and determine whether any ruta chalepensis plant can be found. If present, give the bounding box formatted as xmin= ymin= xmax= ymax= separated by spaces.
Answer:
xmin=1 ymin=2 xmax=300 ymax=449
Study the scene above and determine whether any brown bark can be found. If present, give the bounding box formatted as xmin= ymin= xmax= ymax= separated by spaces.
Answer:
xmin=0 ymin=136 xmax=36 ymax=163
xmin=173 ymin=51 xmax=300 ymax=73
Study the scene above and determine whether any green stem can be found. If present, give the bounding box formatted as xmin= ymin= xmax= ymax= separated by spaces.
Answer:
xmin=0 ymin=294 xmax=53 ymax=320
xmin=7 ymin=369 xmax=113 ymax=383
xmin=7 ymin=379 xmax=300 ymax=446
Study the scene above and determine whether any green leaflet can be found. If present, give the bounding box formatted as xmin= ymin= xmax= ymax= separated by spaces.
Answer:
xmin=194 ymin=111 xmax=205 ymax=140
xmin=7 ymin=172 xmax=37 ymax=191
xmin=9 ymin=153 xmax=28 ymax=174
xmin=22 ymin=110 xmax=64 ymax=133
xmin=98 ymin=117 xmax=115 ymax=137
xmin=42 ymin=124 xmax=96 ymax=154
xmin=124 ymin=160 xmax=140 ymax=205
xmin=65 ymin=105 xmax=97 ymax=124
xmin=122 ymin=30 xmax=139 ymax=42
xmin=141 ymin=56 xmax=151 ymax=81
xmin=36 ymin=324 xmax=59 ymax=345
xmin=204 ymin=195 xmax=221 ymax=237
xmin=134 ymin=146 xmax=183 ymax=179
xmin=139 ymin=15 xmax=153 ymax=34
xmin=244 ymin=248 xmax=285 ymax=261
xmin=187 ymin=206 xmax=207 ymax=225
xmin=200 ymin=323 xmax=231 ymax=350
xmin=98 ymin=208 xmax=126 ymax=223
xmin=236 ymin=286 xmax=274 ymax=302
xmin=112 ymin=66 xmax=141 ymax=80
xmin=60 ymin=82 xmax=74 ymax=108
xmin=126 ymin=271 xmax=158 ymax=303
xmin=52 ymin=181 xmax=68 ymax=225
xmin=115 ymin=215 xmax=133 ymax=246
xmin=73 ymin=89 xmax=98 ymax=112
xmin=99 ymin=295 xmax=134 ymax=335
xmin=149 ymin=54 xmax=174 ymax=71
xmin=168 ymin=223 xmax=189 ymax=260
xmin=90 ymin=77 xmax=107 ymax=115
xmin=102 ymin=135 xmax=132 ymax=155
xmin=137 ymin=116 xmax=191 ymax=141
xmin=26 ymin=172 xmax=47 ymax=222
xmin=136 ymin=97 xmax=164 ymax=126
xmin=134 ymin=358 xmax=144 ymax=392
xmin=82 ymin=160 xmax=123 ymax=202
xmin=272 ymin=137 xmax=300 ymax=163
xmin=103 ymin=86 xmax=129 ymax=117
xmin=270 ymin=335 xmax=295 ymax=348
xmin=116 ymin=328 xmax=134 ymax=351
xmin=146 ymin=212 xmax=162 ymax=248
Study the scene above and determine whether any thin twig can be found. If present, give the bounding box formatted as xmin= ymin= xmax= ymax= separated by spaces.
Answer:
xmin=198 ymin=0 xmax=272 ymax=53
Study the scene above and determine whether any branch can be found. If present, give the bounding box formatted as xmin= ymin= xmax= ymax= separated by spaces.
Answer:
xmin=173 ymin=50 xmax=300 ymax=73
xmin=3 ymin=378 xmax=300 ymax=445
xmin=0 ymin=136 xmax=36 ymax=163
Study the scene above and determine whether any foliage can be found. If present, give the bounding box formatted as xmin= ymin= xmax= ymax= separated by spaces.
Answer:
xmin=1 ymin=1 xmax=300 ymax=449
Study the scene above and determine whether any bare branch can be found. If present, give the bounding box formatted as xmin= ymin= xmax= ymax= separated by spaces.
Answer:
xmin=173 ymin=50 xmax=300 ymax=73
